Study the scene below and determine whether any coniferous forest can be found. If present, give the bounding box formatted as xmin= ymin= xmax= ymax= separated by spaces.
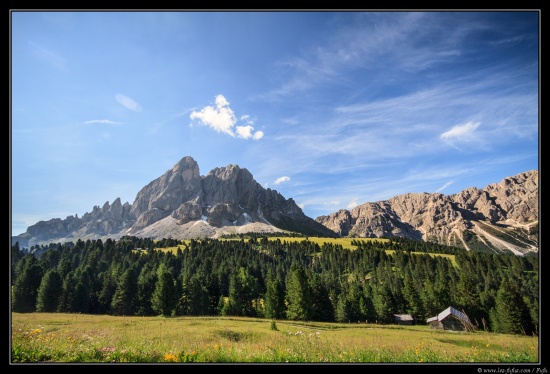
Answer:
xmin=11 ymin=236 xmax=538 ymax=336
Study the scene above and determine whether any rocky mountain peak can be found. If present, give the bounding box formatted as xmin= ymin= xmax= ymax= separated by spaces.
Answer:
xmin=316 ymin=170 xmax=539 ymax=255
xmin=11 ymin=157 xmax=537 ymax=255
xmin=13 ymin=156 xmax=335 ymax=248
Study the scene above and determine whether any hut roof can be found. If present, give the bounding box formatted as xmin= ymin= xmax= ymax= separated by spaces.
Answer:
xmin=426 ymin=306 xmax=471 ymax=324
xmin=394 ymin=314 xmax=414 ymax=322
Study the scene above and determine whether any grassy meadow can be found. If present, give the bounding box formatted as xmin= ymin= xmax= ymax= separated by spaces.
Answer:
xmin=11 ymin=313 xmax=538 ymax=363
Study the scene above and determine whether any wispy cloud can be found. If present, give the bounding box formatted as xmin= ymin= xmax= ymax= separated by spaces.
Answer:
xmin=440 ymin=121 xmax=481 ymax=150
xmin=435 ymin=181 xmax=455 ymax=193
xmin=256 ymin=13 xmax=479 ymax=101
xmin=82 ymin=119 xmax=124 ymax=125
xmin=440 ymin=121 xmax=480 ymax=140
xmin=274 ymin=176 xmax=290 ymax=185
xmin=190 ymin=95 xmax=264 ymax=140
xmin=28 ymin=41 xmax=67 ymax=71
xmin=116 ymin=94 xmax=142 ymax=112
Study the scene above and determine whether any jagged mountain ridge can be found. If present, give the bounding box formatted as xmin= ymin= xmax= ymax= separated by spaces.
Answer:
xmin=12 ymin=156 xmax=336 ymax=248
xmin=315 ymin=170 xmax=538 ymax=255
xmin=12 ymin=157 xmax=538 ymax=256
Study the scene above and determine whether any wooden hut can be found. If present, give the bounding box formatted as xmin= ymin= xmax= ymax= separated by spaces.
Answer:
xmin=394 ymin=314 xmax=414 ymax=325
xmin=426 ymin=306 xmax=472 ymax=331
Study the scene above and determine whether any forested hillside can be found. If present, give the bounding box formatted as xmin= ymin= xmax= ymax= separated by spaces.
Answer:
xmin=11 ymin=236 xmax=538 ymax=335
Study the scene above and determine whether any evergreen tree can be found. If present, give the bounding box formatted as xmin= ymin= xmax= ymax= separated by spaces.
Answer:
xmin=335 ymin=294 xmax=351 ymax=323
xmin=12 ymin=255 xmax=44 ymax=313
xmin=57 ymin=257 xmax=73 ymax=280
xmin=97 ymin=266 xmax=119 ymax=314
xmin=346 ymin=281 xmax=365 ymax=323
xmin=421 ymin=278 xmax=441 ymax=319
xmin=310 ymin=275 xmax=335 ymax=322
xmin=11 ymin=242 xmax=24 ymax=285
xmin=151 ymin=264 xmax=177 ymax=316
xmin=72 ymin=265 xmax=95 ymax=313
xmin=360 ymin=282 xmax=377 ymax=323
xmin=35 ymin=268 xmax=63 ymax=312
xmin=71 ymin=280 xmax=91 ymax=313
xmin=222 ymin=267 xmax=259 ymax=317
xmin=285 ymin=264 xmax=313 ymax=321
xmin=57 ymin=272 xmax=76 ymax=313
xmin=492 ymin=278 xmax=532 ymax=334
xmin=136 ymin=264 xmax=157 ymax=316
xmin=402 ymin=270 xmax=425 ymax=319
xmin=372 ymin=282 xmax=396 ymax=324
xmin=111 ymin=267 xmax=139 ymax=315
xmin=455 ymin=271 xmax=482 ymax=327
xmin=180 ymin=274 xmax=211 ymax=316
xmin=264 ymin=270 xmax=286 ymax=319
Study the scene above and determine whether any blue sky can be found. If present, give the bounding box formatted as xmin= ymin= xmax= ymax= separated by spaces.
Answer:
xmin=10 ymin=11 xmax=539 ymax=236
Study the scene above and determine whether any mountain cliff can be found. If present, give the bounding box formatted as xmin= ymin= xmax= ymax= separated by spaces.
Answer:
xmin=315 ymin=170 xmax=538 ymax=255
xmin=12 ymin=156 xmax=336 ymax=248
xmin=12 ymin=158 xmax=538 ymax=256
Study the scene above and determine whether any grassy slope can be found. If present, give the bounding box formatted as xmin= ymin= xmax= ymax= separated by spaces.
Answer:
xmin=11 ymin=313 xmax=538 ymax=363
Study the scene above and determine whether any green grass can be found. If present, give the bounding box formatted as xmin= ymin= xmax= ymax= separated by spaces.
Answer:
xmin=11 ymin=313 xmax=538 ymax=363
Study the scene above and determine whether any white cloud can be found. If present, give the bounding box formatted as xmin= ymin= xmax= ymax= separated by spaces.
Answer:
xmin=189 ymin=95 xmax=236 ymax=136
xmin=240 ymin=114 xmax=254 ymax=124
xmin=235 ymin=125 xmax=254 ymax=139
xmin=189 ymin=95 xmax=264 ymax=140
xmin=435 ymin=181 xmax=454 ymax=193
xmin=82 ymin=119 xmax=123 ymax=125
xmin=347 ymin=200 xmax=358 ymax=209
xmin=274 ymin=176 xmax=290 ymax=185
xmin=116 ymin=94 xmax=142 ymax=112
xmin=440 ymin=121 xmax=481 ymax=140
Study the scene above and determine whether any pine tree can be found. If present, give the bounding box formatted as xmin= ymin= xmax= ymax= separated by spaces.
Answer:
xmin=224 ymin=267 xmax=258 ymax=317
xmin=285 ymin=264 xmax=313 ymax=321
xmin=360 ymin=283 xmax=377 ymax=323
xmin=184 ymin=274 xmax=211 ymax=316
xmin=310 ymin=274 xmax=335 ymax=322
xmin=111 ymin=267 xmax=139 ymax=316
xmin=12 ymin=255 xmax=44 ymax=313
xmin=97 ymin=266 xmax=120 ymax=314
xmin=372 ymin=282 xmax=396 ymax=324
xmin=492 ymin=278 xmax=531 ymax=334
xmin=151 ymin=264 xmax=177 ymax=316
xmin=11 ymin=242 xmax=24 ymax=286
xmin=402 ymin=270 xmax=425 ymax=319
xmin=455 ymin=271 xmax=482 ymax=326
xmin=35 ymin=269 xmax=63 ymax=312
xmin=264 ymin=270 xmax=286 ymax=319
xmin=136 ymin=264 xmax=157 ymax=316
xmin=335 ymin=294 xmax=351 ymax=323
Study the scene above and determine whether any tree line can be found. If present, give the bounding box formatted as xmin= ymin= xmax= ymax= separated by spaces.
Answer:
xmin=11 ymin=235 xmax=538 ymax=335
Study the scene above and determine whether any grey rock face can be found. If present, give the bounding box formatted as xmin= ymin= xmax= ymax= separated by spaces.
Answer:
xmin=129 ymin=156 xmax=203 ymax=231
xmin=11 ymin=158 xmax=537 ymax=255
xmin=12 ymin=156 xmax=335 ymax=248
xmin=316 ymin=170 xmax=539 ymax=254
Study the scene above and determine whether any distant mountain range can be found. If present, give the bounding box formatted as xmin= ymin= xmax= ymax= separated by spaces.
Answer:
xmin=316 ymin=169 xmax=538 ymax=255
xmin=12 ymin=156 xmax=538 ymax=255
